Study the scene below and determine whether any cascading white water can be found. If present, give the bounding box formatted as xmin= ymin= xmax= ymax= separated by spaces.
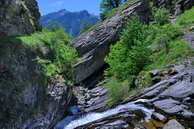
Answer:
xmin=64 ymin=99 xmax=154 ymax=129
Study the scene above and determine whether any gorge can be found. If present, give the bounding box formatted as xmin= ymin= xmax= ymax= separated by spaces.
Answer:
xmin=0 ymin=0 xmax=194 ymax=129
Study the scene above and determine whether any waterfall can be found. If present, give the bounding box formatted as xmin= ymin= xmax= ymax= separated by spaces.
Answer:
xmin=60 ymin=99 xmax=154 ymax=129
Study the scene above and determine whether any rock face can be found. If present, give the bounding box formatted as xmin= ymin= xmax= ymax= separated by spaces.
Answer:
xmin=0 ymin=38 xmax=74 ymax=129
xmin=72 ymin=0 xmax=150 ymax=84
xmin=151 ymin=0 xmax=194 ymax=15
xmin=0 ymin=0 xmax=40 ymax=36
xmin=0 ymin=0 xmax=73 ymax=128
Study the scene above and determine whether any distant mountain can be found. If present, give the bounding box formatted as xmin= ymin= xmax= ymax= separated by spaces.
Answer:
xmin=40 ymin=9 xmax=99 ymax=37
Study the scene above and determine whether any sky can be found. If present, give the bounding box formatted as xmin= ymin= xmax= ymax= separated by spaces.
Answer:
xmin=36 ymin=0 xmax=101 ymax=16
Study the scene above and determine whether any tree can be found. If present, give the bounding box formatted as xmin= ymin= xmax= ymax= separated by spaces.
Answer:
xmin=100 ymin=0 xmax=123 ymax=11
xmin=100 ymin=0 xmax=124 ymax=20
xmin=105 ymin=16 xmax=150 ymax=80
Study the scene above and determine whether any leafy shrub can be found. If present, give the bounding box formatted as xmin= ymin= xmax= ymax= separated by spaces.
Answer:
xmin=176 ymin=7 xmax=194 ymax=28
xmin=135 ymin=71 xmax=152 ymax=88
xmin=104 ymin=16 xmax=151 ymax=104
xmin=147 ymin=24 xmax=182 ymax=53
xmin=100 ymin=0 xmax=135 ymax=21
xmin=105 ymin=16 xmax=150 ymax=80
xmin=153 ymin=9 xmax=170 ymax=25
xmin=19 ymin=28 xmax=79 ymax=83
xmin=145 ymin=40 xmax=194 ymax=70
xmin=103 ymin=77 xmax=130 ymax=104
xmin=40 ymin=28 xmax=78 ymax=81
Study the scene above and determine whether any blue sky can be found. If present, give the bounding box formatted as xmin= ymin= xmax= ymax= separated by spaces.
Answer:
xmin=36 ymin=0 xmax=101 ymax=15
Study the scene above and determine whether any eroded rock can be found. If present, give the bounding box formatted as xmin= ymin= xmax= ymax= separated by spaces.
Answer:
xmin=0 ymin=0 xmax=40 ymax=36
xmin=73 ymin=86 xmax=108 ymax=113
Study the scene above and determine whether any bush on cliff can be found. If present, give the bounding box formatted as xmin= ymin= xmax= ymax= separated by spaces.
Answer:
xmin=105 ymin=16 xmax=150 ymax=81
xmin=153 ymin=8 xmax=170 ymax=25
xmin=19 ymin=28 xmax=79 ymax=84
xmin=103 ymin=16 xmax=151 ymax=103
xmin=176 ymin=7 xmax=194 ymax=29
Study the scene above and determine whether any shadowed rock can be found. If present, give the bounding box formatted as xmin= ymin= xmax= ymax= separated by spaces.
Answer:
xmin=0 ymin=38 xmax=74 ymax=129
xmin=0 ymin=0 xmax=40 ymax=36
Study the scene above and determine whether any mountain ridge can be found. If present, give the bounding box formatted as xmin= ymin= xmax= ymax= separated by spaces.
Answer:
xmin=40 ymin=9 xmax=99 ymax=37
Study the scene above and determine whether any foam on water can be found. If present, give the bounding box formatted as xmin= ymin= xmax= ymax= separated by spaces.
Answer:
xmin=64 ymin=99 xmax=154 ymax=129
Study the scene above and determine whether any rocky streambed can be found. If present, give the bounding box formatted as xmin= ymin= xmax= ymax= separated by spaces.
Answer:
xmin=54 ymin=57 xmax=194 ymax=129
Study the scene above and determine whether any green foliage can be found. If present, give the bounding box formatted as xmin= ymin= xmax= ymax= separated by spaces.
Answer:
xmin=135 ymin=71 xmax=152 ymax=88
xmin=145 ymin=40 xmax=194 ymax=70
xmin=105 ymin=16 xmax=150 ymax=80
xmin=103 ymin=7 xmax=194 ymax=104
xmin=100 ymin=0 xmax=134 ymax=21
xmin=36 ymin=58 xmax=58 ymax=77
xmin=103 ymin=77 xmax=130 ymax=104
xmin=19 ymin=28 xmax=79 ymax=82
xmin=176 ymin=7 xmax=194 ymax=29
xmin=147 ymin=24 xmax=183 ymax=53
xmin=100 ymin=0 xmax=123 ymax=11
xmin=18 ymin=30 xmax=54 ymax=52
xmin=153 ymin=9 xmax=170 ymax=25
xmin=104 ymin=16 xmax=151 ymax=104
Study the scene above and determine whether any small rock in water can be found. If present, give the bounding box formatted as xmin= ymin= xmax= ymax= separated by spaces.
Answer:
xmin=189 ymin=26 xmax=194 ymax=31
xmin=70 ymin=106 xmax=80 ymax=115
xmin=163 ymin=119 xmax=185 ymax=129
xmin=152 ymin=112 xmax=167 ymax=122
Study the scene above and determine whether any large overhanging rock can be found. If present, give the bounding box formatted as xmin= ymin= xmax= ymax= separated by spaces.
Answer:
xmin=72 ymin=0 xmax=150 ymax=84
xmin=0 ymin=0 xmax=40 ymax=36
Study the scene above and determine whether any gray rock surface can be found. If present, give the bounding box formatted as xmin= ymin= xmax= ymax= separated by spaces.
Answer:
xmin=163 ymin=119 xmax=185 ymax=129
xmin=183 ymin=32 xmax=194 ymax=49
xmin=73 ymin=86 xmax=108 ymax=113
xmin=72 ymin=0 xmax=150 ymax=84
xmin=0 ymin=0 xmax=40 ymax=36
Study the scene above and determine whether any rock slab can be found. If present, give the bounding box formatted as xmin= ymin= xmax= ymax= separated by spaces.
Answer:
xmin=72 ymin=0 xmax=150 ymax=84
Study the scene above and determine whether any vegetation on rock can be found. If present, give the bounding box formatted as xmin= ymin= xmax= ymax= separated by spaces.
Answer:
xmin=100 ymin=0 xmax=134 ymax=20
xmin=103 ymin=8 xmax=194 ymax=104
xmin=18 ymin=28 xmax=79 ymax=84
